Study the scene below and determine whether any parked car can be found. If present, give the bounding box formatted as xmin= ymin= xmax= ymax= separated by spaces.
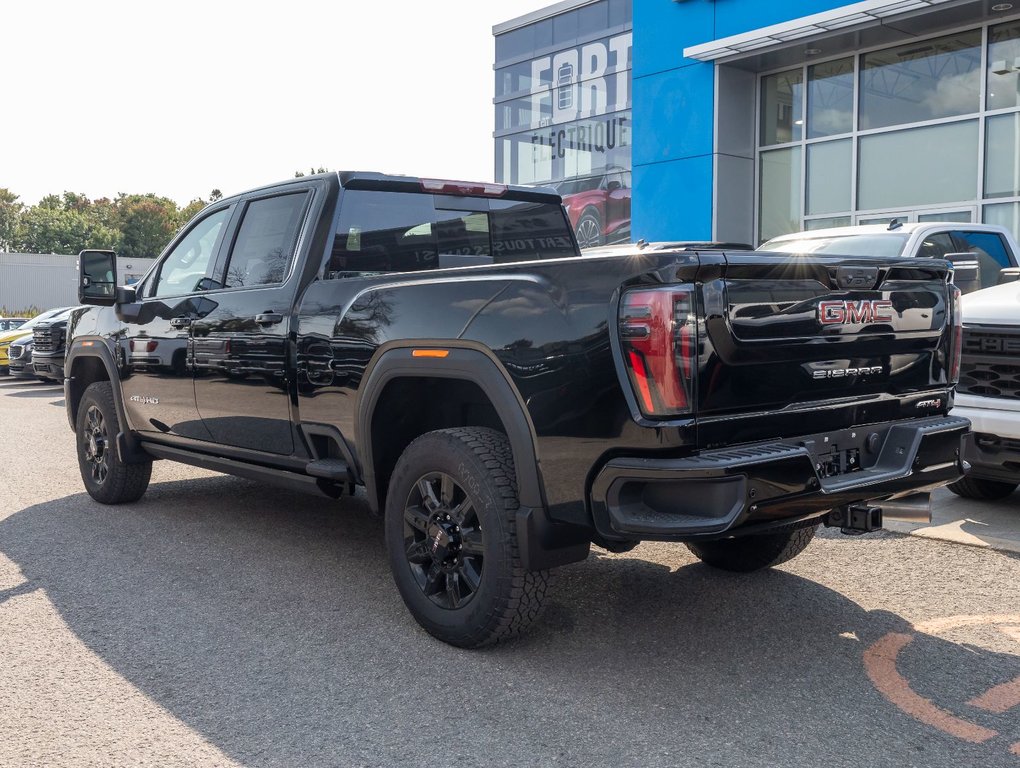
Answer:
xmin=759 ymin=222 xmax=1020 ymax=292
xmin=0 ymin=318 xmax=29 ymax=332
xmin=31 ymin=306 xmax=82 ymax=383
xmin=65 ymin=171 xmax=966 ymax=647
xmin=557 ymin=168 xmax=631 ymax=248
xmin=0 ymin=307 xmax=74 ymax=375
xmin=7 ymin=336 xmax=35 ymax=378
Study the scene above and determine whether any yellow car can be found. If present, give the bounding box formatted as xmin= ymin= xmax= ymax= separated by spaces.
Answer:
xmin=0 ymin=308 xmax=73 ymax=374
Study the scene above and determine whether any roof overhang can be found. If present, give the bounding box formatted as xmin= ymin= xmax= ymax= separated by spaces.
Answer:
xmin=683 ymin=0 xmax=972 ymax=62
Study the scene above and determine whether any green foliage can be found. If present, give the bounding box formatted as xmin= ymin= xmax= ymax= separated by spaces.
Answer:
xmin=0 ymin=187 xmax=222 ymax=257
xmin=0 ymin=188 xmax=23 ymax=252
xmin=16 ymin=204 xmax=123 ymax=254
xmin=115 ymin=193 xmax=179 ymax=259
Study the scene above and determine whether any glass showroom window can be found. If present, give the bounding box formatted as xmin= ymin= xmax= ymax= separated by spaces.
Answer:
xmin=859 ymin=31 xmax=981 ymax=130
xmin=858 ymin=121 xmax=979 ymax=210
xmin=988 ymin=21 xmax=1020 ymax=111
xmin=754 ymin=19 xmax=1020 ymax=242
xmin=808 ymin=58 xmax=854 ymax=138
xmin=759 ymin=147 xmax=801 ymax=242
xmin=761 ymin=69 xmax=803 ymax=146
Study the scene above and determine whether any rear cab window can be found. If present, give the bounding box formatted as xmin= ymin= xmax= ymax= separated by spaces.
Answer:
xmin=325 ymin=190 xmax=576 ymax=279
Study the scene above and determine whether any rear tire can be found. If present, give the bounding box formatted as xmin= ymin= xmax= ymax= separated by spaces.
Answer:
xmin=76 ymin=381 xmax=152 ymax=504
xmin=686 ymin=524 xmax=817 ymax=573
xmin=947 ymin=476 xmax=1018 ymax=500
xmin=384 ymin=427 xmax=552 ymax=648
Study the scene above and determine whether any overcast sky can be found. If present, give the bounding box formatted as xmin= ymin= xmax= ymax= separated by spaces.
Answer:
xmin=4 ymin=0 xmax=553 ymax=206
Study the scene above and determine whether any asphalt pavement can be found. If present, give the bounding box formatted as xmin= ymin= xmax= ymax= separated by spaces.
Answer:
xmin=1 ymin=375 xmax=1019 ymax=768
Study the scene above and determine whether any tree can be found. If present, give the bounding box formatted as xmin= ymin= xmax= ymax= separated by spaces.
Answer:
xmin=15 ymin=205 xmax=122 ymax=254
xmin=0 ymin=189 xmax=23 ymax=252
xmin=294 ymin=167 xmax=330 ymax=178
xmin=209 ymin=189 xmax=223 ymax=202
xmin=115 ymin=193 xmax=179 ymax=258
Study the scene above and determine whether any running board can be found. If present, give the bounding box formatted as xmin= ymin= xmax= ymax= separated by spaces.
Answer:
xmin=142 ymin=443 xmax=346 ymax=499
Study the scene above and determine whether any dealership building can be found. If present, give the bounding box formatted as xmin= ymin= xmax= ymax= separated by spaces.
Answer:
xmin=494 ymin=0 xmax=1020 ymax=247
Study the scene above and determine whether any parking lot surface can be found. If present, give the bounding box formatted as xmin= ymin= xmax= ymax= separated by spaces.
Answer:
xmin=1 ymin=375 xmax=1019 ymax=768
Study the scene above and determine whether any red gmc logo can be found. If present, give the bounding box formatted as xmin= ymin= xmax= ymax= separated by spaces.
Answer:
xmin=819 ymin=299 xmax=894 ymax=325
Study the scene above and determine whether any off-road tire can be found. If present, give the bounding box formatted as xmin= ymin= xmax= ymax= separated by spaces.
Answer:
xmin=76 ymin=381 xmax=152 ymax=504
xmin=686 ymin=524 xmax=818 ymax=573
xmin=947 ymin=476 xmax=1018 ymax=500
xmin=384 ymin=427 xmax=552 ymax=648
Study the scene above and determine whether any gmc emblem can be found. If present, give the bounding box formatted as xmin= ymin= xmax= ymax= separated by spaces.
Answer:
xmin=819 ymin=299 xmax=894 ymax=325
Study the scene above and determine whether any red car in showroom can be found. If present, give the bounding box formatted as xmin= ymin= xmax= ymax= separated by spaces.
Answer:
xmin=557 ymin=168 xmax=631 ymax=248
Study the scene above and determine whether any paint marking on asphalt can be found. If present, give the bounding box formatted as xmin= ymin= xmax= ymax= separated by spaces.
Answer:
xmin=969 ymin=676 xmax=1020 ymax=714
xmin=1001 ymin=625 xmax=1020 ymax=644
xmin=862 ymin=632 xmax=999 ymax=744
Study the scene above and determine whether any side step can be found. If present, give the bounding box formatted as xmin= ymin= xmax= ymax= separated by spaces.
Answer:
xmin=305 ymin=458 xmax=353 ymax=481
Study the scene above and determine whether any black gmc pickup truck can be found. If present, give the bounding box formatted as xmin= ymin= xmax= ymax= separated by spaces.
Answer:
xmin=66 ymin=172 xmax=969 ymax=647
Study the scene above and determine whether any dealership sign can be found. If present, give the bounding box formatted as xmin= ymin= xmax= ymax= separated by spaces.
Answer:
xmin=529 ymin=32 xmax=632 ymax=128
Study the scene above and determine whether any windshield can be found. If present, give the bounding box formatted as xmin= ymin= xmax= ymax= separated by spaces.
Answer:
xmin=758 ymin=234 xmax=910 ymax=259
xmin=19 ymin=307 xmax=73 ymax=330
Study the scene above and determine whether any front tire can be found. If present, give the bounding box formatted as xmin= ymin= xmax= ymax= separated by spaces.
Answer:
xmin=384 ymin=427 xmax=552 ymax=648
xmin=947 ymin=476 xmax=1018 ymax=500
xmin=76 ymin=381 xmax=152 ymax=504
xmin=686 ymin=524 xmax=817 ymax=573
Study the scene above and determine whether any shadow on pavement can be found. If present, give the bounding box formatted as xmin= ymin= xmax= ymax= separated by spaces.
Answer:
xmin=1 ymin=476 xmax=1018 ymax=767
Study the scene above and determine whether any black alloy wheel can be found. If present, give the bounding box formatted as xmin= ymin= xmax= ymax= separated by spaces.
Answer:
xmin=402 ymin=472 xmax=485 ymax=610
xmin=83 ymin=404 xmax=111 ymax=486
xmin=75 ymin=381 xmax=152 ymax=504
xmin=384 ymin=427 xmax=553 ymax=648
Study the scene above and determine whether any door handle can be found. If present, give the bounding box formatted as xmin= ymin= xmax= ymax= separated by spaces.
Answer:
xmin=169 ymin=316 xmax=192 ymax=329
xmin=254 ymin=312 xmax=284 ymax=326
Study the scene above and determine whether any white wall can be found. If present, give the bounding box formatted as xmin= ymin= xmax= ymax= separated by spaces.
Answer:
xmin=0 ymin=253 xmax=155 ymax=313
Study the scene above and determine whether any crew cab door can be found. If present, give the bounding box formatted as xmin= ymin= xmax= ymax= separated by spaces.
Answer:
xmin=120 ymin=204 xmax=235 ymax=441
xmin=191 ymin=189 xmax=312 ymax=455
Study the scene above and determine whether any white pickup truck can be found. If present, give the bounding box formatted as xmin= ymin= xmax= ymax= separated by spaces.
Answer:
xmin=762 ymin=221 xmax=1020 ymax=500
xmin=947 ymin=283 xmax=1020 ymax=499
xmin=759 ymin=222 xmax=1020 ymax=294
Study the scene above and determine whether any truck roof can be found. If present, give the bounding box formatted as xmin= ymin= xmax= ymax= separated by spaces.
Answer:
xmin=765 ymin=221 xmax=1011 ymax=243
xmin=220 ymin=171 xmax=561 ymax=206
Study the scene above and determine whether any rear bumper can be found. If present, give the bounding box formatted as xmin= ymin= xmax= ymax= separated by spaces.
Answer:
xmin=589 ymin=415 xmax=969 ymax=542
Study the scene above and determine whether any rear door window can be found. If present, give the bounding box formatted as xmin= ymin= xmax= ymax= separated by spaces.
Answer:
xmin=221 ymin=192 xmax=309 ymax=289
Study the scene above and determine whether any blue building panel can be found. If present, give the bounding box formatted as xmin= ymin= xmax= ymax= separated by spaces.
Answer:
xmin=631 ymin=154 xmax=714 ymax=242
xmin=633 ymin=63 xmax=715 ymax=165
xmin=632 ymin=0 xmax=713 ymax=77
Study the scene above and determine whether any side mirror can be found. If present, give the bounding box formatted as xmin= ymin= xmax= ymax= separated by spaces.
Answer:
xmin=78 ymin=249 xmax=118 ymax=305
xmin=945 ymin=252 xmax=981 ymax=295
xmin=998 ymin=267 xmax=1020 ymax=285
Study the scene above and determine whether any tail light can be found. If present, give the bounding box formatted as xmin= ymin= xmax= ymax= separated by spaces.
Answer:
xmin=619 ymin=286 xmax=696 ymax=417
xmin=949 ymin=284 xmax=962 ymax=385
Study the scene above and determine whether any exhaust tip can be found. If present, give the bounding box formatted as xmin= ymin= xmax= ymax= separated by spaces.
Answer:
xmin=877 ymin=493 xmax=932 ymax=525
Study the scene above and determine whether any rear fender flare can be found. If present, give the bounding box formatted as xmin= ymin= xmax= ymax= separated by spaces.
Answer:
xmin=355 ymin=342 xmax=546 ymax=514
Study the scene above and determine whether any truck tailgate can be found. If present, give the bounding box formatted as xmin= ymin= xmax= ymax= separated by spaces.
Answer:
xmin=696 ymin=252 xmax=954 ymax=446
